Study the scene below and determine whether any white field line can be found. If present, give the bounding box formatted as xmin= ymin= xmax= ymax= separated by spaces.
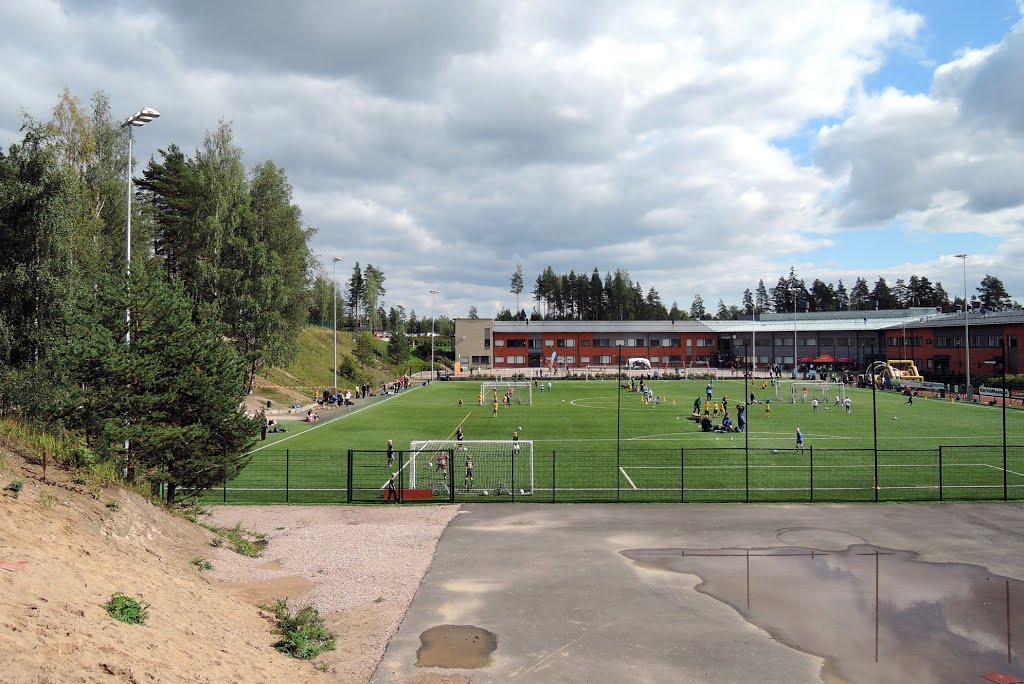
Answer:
xmin=247 ymin=385 xmax=421 ymax=454
xmin=619 ymin=466 xmax=638 ymax=490
xmin=979 ymin=462 xmax=1024 ymax=479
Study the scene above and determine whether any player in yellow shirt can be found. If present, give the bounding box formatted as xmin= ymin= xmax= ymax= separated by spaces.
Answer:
xmin=765 ymin=400 xmax=772 ymax=418
xmin=493 ymin=400 xmax=499 ymax=418
xmin=712 ymin=401 xmax=720 ymax=417
xmin=478 ymin=392 xmax=483 ymax=406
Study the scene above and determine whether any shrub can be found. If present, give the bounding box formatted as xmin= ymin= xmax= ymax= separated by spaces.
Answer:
xmin=103 ymin=593 xmax=149 ymax=625
xmin=191 ymin=557 xmax=213 ymax=572
xmin=262 ymin=598 xmax=336 ymax=660
xmin=38 ymin=493 xmax=58 ymax=509
xmin=106 ymin=499 xmax=121 ymax=511
xmin=4 ymin=480 xmax=23 ymax=498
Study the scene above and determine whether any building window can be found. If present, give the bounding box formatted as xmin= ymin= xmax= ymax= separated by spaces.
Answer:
xmin=495 ymin=356 xmax=505 ymax=364
xmin=696 ymin=338 xmax=716 ymax=348
xmin=562 ymin=355 xmax=576 ymax=364
xmin=597 ymin=355 xmax=612 ymax=364
xmin=471 ymin=355 xmax=490 ymax=364
xmin=557 ymin=339 xmax=575 ymax=348
xmin=581 ymin=339 xmax=591 ymax=347
xmin=651 ymin=356 xmax=661 ymax=363
xmin=650 ymin=339 xmax=661 ymax=347
xmin=545 ymin=339 xmax=554 ymax=347
xmin=670 ymin=339 xmax=681 ymax=347
xmin=803 ymin=338 xmax=816 ymax=346
xmin=594 ymin=338 xmax=611 ymax=347
xmin=820 ymin=337 xmax=834 ymax=346
xmin=495 ymin=339 xmax=504 ymax=347
xmin=529 ymin=339 xmax=543 ymax=349
xmin=581 ymin=356 xmax=591 ymax=363
xmin=507 ymin=338 xmax=527 ymax=348
xmin=666 ymin=355 xmax=682 ymax=364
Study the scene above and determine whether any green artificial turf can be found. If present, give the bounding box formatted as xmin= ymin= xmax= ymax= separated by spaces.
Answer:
xmin=202 ymin=378 xmax=1023 ymax=505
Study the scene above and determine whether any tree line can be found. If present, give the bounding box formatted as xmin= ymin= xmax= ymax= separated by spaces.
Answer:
xmin=505 ymin=264 xmax=1017 ymax=321
xmin=0 ymin=89 xmax=314 ymax=503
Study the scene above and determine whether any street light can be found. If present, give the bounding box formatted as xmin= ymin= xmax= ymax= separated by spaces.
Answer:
xmin=429 ymin=290 xmax=439 ymax=379
xmin=789 ymin=287 xmax=798 ymax=375
xmin=955 ymin=254 xmax=970 ymax=399
xmin=332 ymin=257 xmax=342 ymax=393
xmin=120 ymin=107 xmax=160 ymax=343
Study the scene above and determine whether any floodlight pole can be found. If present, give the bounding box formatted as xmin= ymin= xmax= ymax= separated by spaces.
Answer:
xmin=429 ymin=290 xmax=439 ymax=379
xmin=120 ymin=107 xmax=160 ymax=344
xmin=790 ymin=288 xmax=798 ymax=374
xmin=332 ymin=257 xmax=342 ymax=392
xmin=955 ymin=254 xmax=970 ymax=399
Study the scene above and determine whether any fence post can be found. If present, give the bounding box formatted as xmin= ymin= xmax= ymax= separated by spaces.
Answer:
xmin=872 ymin=382 xmax=879 ymax=503
xmin=449 ymin=449 xmax=455 ymax=504
xmin=511 ymin=445 xmax=516 ymax=503
xmin=552 ymin=450 xmax=556 ymax=503
xmin=285 ymin=449 xmax=290 ymax=504
xmin=809 ymin=446 xmax=814 ymax=502
xmin=223 ymin=474 xmax=227 ymax=503
xmin=347 ymin=450 xmax=353 ymax=503
xmin=680 ymin=447 xmax=685 ymax=503
xmin=938 ymin=446 xmax=944 ymax=501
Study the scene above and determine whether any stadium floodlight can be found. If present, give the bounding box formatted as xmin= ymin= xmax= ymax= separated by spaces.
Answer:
xmin=789 ymin=287 xmax=798 ymax=374
xmin=429 ymin=290 xmax=439 ymax=378
xmin=332 ymin=257 xmax=342 ymax=392
xmin=120 ymin=107 xmax=160 ymax=344
xmin=955 ymin=254 xmax=970 ymax=399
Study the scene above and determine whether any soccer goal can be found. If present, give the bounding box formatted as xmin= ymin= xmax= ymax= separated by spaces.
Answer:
xmin=409 ymin=440 xmax=534 ymax=496
xmin=781 ymin=381 xmax=846 ymax=405
xmin=481 ymin=381 xmax=533 ymax=405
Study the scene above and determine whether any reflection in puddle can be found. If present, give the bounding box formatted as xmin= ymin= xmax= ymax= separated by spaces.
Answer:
xmin=623 ymin=545 xmax=1024 ymax=683
xmin=416 ymin=624 xmax=498 ymax=668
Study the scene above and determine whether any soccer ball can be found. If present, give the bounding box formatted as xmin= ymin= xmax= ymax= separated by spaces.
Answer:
xmin=773 ymin=449 xmax=778 ymax=453
xmin=518 ymin=426 xmax=522 ymax=430
xmin=824 ymin=407 xmax=829 ymax=411
xmin=893 ymin=416 xmax=898 ymax=420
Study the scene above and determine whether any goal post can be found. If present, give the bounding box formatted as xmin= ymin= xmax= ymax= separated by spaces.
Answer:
xmin=480 ymin=381 xmax=533 ymax=405
xmin=783 ymin=380 xmax=845 ymax=405
xmin=409 ymin=440 xmax=534 ymax=496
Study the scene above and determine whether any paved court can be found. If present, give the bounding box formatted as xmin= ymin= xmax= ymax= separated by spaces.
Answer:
xmin=372 ymin=503 xmax=1024 ymax=683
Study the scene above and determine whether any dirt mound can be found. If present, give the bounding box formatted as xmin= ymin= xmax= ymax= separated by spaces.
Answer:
xmin=0 ymin=446 xmax=330 ymax=684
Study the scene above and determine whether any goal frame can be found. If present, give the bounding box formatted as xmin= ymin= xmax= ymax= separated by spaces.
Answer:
xmin=409 ymin=439 xmax=534 ymax=496
xmin=480 ymin=381 xmax=533 ymax=405
xmin=780 ymin=380 xmax=845 ymax=405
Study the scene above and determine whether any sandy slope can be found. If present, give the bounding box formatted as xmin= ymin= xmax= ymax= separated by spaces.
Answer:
xmin=0 ymin=443 xmax=457 ymax=683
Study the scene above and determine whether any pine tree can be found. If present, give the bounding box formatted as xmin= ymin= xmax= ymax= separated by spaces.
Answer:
xmin=755 ymin=279 xmax=770 ymax=313
xmin=510 ymin=264 xmax=524 ymax=316
xmin=690 ymin=294 xmax=706 ymax=319
xmin=835 ymin=280 xmax=849 ymax=310
xmin=65 ymin=266 xmax=258 ymax=504
xmin=977 ymin=275 xmax=1012 ymax=310
xmin=742 ymin=288 xmax=754 ymax=315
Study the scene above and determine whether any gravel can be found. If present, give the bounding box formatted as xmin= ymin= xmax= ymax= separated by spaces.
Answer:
xmin=203 ymin=504 xmax=461 ymax=680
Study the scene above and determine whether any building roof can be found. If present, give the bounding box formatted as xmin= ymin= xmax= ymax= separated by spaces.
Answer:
xmin=492 ymin=320 xmax=708 ymax=334
xmin=887 ymin=309 xmax=1024 ymax=330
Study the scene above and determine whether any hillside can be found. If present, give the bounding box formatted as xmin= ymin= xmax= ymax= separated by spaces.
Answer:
xmin=252 ymin=325 xmax=441 ymax=409
xmin=0 ymin=438 xmax=331 ymax=684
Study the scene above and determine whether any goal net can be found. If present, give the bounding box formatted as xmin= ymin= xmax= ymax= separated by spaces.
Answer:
xmin=480 ymin=381 xmax=533 ymax=405
xmin=409 ymin=440 xmax=534 ymax=496
xmin=780 ymin=381 xmax=846 ymax=405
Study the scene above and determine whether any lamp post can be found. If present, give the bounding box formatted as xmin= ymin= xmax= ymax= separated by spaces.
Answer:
xmin=332 ymin=257 xmax=342 ymax=392
xmin=955 ymin=254 xmax=970 ymax=399
xmin=120 ymin=107 xmax=160 ymax=343
xmin=429 ymin=290 xmax=439 ymax=379
xmin=789 ymin=287 xmax=798 ymax=374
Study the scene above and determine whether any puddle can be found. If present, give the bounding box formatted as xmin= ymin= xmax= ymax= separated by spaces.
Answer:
xmin=416 ymin=624 xmax=497 ymax=668
xmin=623 ymin=545 xmax=1024 ymax=683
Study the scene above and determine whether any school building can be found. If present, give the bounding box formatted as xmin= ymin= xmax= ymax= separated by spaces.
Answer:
xmin=454 ymin=308 xmax=1024 ymax=375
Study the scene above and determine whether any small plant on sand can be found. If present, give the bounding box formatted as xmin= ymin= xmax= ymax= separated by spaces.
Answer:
xmin=4 ymin=480 xmax=23 ymax=498
xmin=314 ymin=661 xmax=331 ymax=673
xmin=106 ymin=499 xmax=121 ymax=511
xmin=103 ymin=593 xmax=149 ymax=625
xmin=38 ymin=493 xmax=58 ymax=509
xmin=205 ymin=523 xmax=265 ymax=557
xmin=210 ymin=535 xmax=224 ymax=548
xmin=262 ymin=598 xmax=336 ymax=660
xmin=191 ymin=557 xmax=213 ymax=572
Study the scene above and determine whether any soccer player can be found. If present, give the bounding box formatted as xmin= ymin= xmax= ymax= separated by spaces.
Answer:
xmin=706 ymin=383 xmax=713 ymax=400
xmin=478 ymin=391 xmax=483 ymax=406
xmin=435 ymin=452 xmax=448 ymax=476
xmin=765 ymin=399 xmax=772 ymax=418
xmin=705 ymin=399 xmax=711 ymax=415
xmin=386 ymin=471 xmax=398 ymax=502
xmin=835 ymin=393 xmax=841 ymax=406
xmin=722 ymin=396 xmax=728 ymax=412
xmin=512 ymin=430 xmax=521 ymax=454
xmin=712 ymin=401 xmax=720 ymax=418
xmin=796 ymin=427 xmax=804 ymax=453
xmin=456 ymin=426 xmax=464 ymax=442
xmin=802 ymin=387 xmax=809 ymax=403
xmin=812 ymin=398 xmax=819 ymax=412
xmin=844 ymin=397 xmax=852 ymax=414
xmin=493 ymin=399 xmax=499 ymax=418
xmin=464 ymin=456 xmax=474 ymax=490
xmin=386 ymin=439 xmax=394 ymax=468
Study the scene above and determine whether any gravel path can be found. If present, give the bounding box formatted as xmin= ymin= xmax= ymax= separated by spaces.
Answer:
xmin=204 ymin=504 xmax=461 ymax=682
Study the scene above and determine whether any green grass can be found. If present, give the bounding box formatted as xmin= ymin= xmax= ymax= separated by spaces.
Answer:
xmin=263 ymin=598 xmax=336 ymax=660
xmin=103 ymin=592 xmax=149 ymax=625
xmin=202 ymin=379 xmax=1024 ymax=505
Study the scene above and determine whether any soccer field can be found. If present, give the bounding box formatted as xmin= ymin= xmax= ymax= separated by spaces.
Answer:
xmin=203 ymin=379 xmax=1024 ymax=505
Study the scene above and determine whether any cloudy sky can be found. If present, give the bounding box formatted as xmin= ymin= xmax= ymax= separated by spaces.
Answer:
xmin=3 ymin=1 xmax=1023 ymax=318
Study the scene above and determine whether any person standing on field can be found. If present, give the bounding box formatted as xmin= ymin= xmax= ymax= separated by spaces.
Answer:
xmin=386 ymin=439 xmax=394 ymax=468
xmin=796 ymin=427 xmax=804 ymax=453
xmin=464 ymin=456 xmax=474 ymax=490
xmin=386 ymin=471 xmax=398 ymax=502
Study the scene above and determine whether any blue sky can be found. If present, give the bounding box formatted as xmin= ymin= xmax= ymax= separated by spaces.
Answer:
xmin=1 ymin=1 xmax=1023 ymax=316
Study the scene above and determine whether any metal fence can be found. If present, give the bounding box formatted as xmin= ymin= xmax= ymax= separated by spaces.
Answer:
xmin=198 ymin=443 xmax=1024 ymax=505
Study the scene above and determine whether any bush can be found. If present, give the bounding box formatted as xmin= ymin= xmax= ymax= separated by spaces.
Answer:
xmin=103 ymin=593 xmax=149 ymax=625
xmin=263 ymin=598 xmax=336 ymax=660
xmin=106 ymin=499 xmax=121 ymax=511
xmin=38 ymin=493 xmax=57 ymax=509
xmin=4 ymin=480 xmax=23 ymax=498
